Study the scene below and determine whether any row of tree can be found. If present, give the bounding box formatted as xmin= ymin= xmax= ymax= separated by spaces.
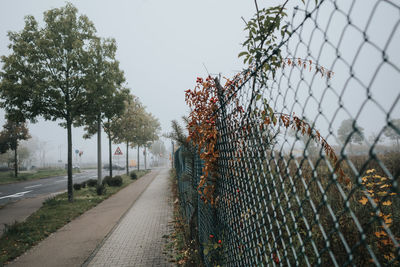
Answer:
xmin=0 ymin=120 xmax=30 ymax=177
xmin=0 ymin=3 xmax=160 ymax=201
xmin=289 ymin=118 xmax=400 ymax=157
xmin=337 ymin=118 xmax=400 ymax=148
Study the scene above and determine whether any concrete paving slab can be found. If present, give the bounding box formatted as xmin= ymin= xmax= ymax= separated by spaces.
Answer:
xmin=87 ymin=168 xmax=173 ymax=267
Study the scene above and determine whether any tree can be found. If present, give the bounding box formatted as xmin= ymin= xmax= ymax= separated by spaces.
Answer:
xmin=17 ymin=144 xmax=32 ymax=168
xmin=0 ymin=149 xmax=13 ymax=168
xmin=0 ymin=3 xmax=96 ymax=201
xmin=368 ymin=132 xmax=383 ymax=145
xmin=150 ymin=140 xmax=166 ymax=167
xmin=150 ymin=140 xmax=166 ymax=158
xmin=0 ymin=119 xmax=31 ymax=177
xmin=337 ymin=118 xmax=364 ymax=153
xmin=79 ymin=37 xmax=127 ymax=184
xmin=102 ymin=90 xmax=128 ymax=178
xmin=135 ymin=112 xmax=161 ymax=170
xmin=0 ymin=132 xmax=9 ymax=154
xmin=165 ymin=119 xmax=188 ymax=148
xmin=164 ymin=119 xmax=188 ymax=169
xmin=82 ymin=87 xmax=128 ymax=179
xmin=384 ymin=119 xmax=400 ymax=149
xmin=112 ymin=98 xmax=161 ymax=173
xmin=113 ymin=95 xmax=146 ymax=174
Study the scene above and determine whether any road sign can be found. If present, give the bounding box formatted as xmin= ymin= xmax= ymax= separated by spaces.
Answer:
xmin=114 ymin=147 xmax=123 ymax=156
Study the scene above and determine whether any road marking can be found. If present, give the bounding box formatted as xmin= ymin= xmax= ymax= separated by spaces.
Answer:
xmin=54 ymin=180 xmax=66 ymax=184
xmin=24 ymin=184 xmax=42 ymax=189
xmin=0 ymin=190 xmax=33 ymax=200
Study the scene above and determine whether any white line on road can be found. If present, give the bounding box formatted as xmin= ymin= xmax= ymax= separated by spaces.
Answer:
xmin=24 ymin=184 xmax=42 ymax=189
xmin=0 ymin=190 xmax=33 ymax=200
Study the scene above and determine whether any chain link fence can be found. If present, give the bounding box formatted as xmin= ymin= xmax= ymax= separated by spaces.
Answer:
xmin=175 ymin=0 xmax=399 ymax=266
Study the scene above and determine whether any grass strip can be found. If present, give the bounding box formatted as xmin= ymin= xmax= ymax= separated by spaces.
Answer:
xmin=0 ymin=168 xmax=80 ymax=185
xmin=0 ymin=169 xmax=149 ymax=265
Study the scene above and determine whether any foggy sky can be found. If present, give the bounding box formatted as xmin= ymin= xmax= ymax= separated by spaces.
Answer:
xmin=0 ymin=0 xmax=255 ymax=164
xmin=0 ymin=0 xmax=399 ymax=164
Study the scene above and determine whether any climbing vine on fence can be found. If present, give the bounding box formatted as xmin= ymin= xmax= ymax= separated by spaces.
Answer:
xmin=185 ymin=68 xmax=347 ymax=205
xmin=185 ymin=0 xmax=349 ymax=204
xmin=185 ymin=77 xmax=219 ymax=204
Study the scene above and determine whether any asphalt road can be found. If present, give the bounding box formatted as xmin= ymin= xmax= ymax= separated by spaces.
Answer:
xmin=0 ymin=168 xmax=126 ymax=206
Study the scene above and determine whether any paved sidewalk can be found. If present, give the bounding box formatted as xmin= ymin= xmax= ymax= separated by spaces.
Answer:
xmin=87 ymin=168 xmax=173 ymax=267
xmin=8 ymin=169 xmax=162 ymax=267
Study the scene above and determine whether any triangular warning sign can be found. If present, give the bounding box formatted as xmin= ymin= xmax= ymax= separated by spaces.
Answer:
xmin=114 ymin=147 xmax=123 ymax=155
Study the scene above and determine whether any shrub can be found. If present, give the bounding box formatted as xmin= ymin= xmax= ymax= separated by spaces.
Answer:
xmin=102 ymin=175 xmax=123 ymax=187
xmin=80 ymin=181 xmax=87 ymax=188
xmin=87 ymin=179 xmax=97 ymax=187
xmin=96 ymin=184 xmax=106 ymax=195
xmin=73 ymin=183 xmax=81 ymax=190
xmin=130 ymin=171 xmax=137 ymax=180
xmin=102 ymin=176 xmax=112 ymax=186
xmin=109 ymin=176 xmax=123 ymax=187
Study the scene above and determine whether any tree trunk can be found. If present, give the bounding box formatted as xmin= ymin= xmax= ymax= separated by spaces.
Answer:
xmin=108 ymin=132 xmax=112 ymax=178
xmin=144 ymin=147 xmax=147 ymax=170
xmin=14 ymin=146 xmax=18 ymax=178
xmin=172 ymin=142 xmax=174 ymax=168
xmin=126 ymin=141 xmax=129 ymax=176
xmin=97 ymin=116 xmax=102 ymax=186
xmin=67 ymin=119 xmax=73 ymax=202
xmin=137 ymin=145 xmax=140 ymax=171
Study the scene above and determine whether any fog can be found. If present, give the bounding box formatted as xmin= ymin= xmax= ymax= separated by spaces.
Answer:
xmin=0 ymin=0 xmax=255 ymax=164
xmin=0 ymin=0 xmax=399 ymax=165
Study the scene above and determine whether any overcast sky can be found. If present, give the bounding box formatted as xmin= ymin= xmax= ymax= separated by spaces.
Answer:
xmin=271 ymin=0 xmax=400 ymax=147
xmin=0 ymin=0 xmax=257 ymax=164
xmin=0 ymin=0 xmax=399 ymax=165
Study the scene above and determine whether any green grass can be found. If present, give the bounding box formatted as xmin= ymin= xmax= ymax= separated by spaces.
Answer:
xmin=0 ymin=169 xmax=150 ymax=265
xmin=0 ymin=168 xmax=80 ymax=185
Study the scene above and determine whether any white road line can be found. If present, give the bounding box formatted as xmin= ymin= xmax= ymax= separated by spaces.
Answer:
xmin=0 ymin=190 xmax=33 ymax=200
xmin=54 ymin=180 xmax=66 ymax=184
xmin=24 ymin=184 xmax=42 ymax=189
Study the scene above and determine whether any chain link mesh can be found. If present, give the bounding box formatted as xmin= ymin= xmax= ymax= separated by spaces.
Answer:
xmin=175 ymin=0 xmax=399 ymax=266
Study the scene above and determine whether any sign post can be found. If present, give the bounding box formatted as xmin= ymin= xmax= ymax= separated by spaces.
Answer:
xmin=114 ymin=147 xmax=123 ymax=174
